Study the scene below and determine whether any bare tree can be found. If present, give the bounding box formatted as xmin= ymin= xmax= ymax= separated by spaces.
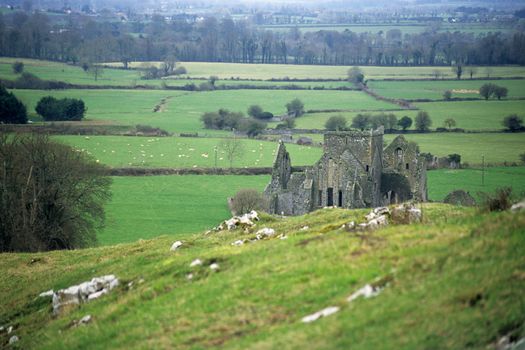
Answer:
xmin=467 ymin=66 xmax=478 ymax=79
xmin=220 ymin=137 xmax=244 ymax=169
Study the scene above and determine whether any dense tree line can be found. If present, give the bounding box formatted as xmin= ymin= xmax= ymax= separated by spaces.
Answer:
xmin=0 ymin=11 xmax=524 ymax=66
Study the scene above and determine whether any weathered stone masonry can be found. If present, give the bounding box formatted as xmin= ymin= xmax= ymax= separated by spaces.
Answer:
xmin=264 ymin=128 xmax=428 ymax=216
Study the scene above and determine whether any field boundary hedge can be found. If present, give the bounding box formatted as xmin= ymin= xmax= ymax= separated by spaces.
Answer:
xmin=108 ymin=166 xmax=308 ymax=176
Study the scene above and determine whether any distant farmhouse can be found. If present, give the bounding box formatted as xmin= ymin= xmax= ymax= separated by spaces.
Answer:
xmin=264 ymin=128 xmax=427 ymax=215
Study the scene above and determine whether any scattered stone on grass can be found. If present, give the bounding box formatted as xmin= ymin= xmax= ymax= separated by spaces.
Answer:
xmin=186 ymin=273 xmax=194 ymax=280
xmin=9 ymin=335 xmax=19 ymax=345
xmin=210 ymin=263 xmax=220 ymax=271
xmin=347 ymin=284 xmax=383 ymax=302
xmin=390 ymin=203 xmax=422 ymax=224
xmin=7 ymin=326 xmax=13 ymax=334
xmin=39 ymin=290 xmax=54 ymax=298
xmin=49 ymin=275 xmax=119 ymax=315
xmin=190 ymin=259 xmax=202 ymax=267
xmin=511 ymin=200 xmax=525 ymax=212
xmin=212 ymin=211 xmax=260 ymax=232
xmin=300 ymin=226 xmax=309 ymax=231
xmin=496 ymin=335 xmax=525 ymax=350
xmin=170 ymin=241 xmax=183 ymax=251
xmin=255 ymin=227 xmax=275 ymax=239
xmin=231 ymin=239 xmax=246 ymax=246
xmin=301 ymin=306 xmax=340 ymax=323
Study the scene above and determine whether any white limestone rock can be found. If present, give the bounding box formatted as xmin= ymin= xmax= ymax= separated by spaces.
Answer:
xmin=347 ymin=284 xmax=383 ymax=303
xmin=39 ymin=290 xmax=54 ymax=298
xmin=190 ymin=259 xmax=202 ymax=267
xmin=170 ymin=241 xmax=183 ymax=251
xmin=256 ymin=227 xmax=275 ymax=238
xmin=301 ymin=306 xmax=340 ymax=323
xmin=511 ymin=200 xmax=525 ymax=212
xmin=210 ymin=263 xmax=220 ymax=271
xmin=9 ymin=335 xmax=19 ymax=345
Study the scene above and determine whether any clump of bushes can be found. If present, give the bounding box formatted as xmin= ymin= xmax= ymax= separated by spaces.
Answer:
xmin=351 ymin=112 xmax=398 ymax=132
xmin=0 ymin=86 xmax=27 ymax=124
xmin=0 ymin=134 xmax=111 ymax=252
xmin=479 ymin=83 xmax=508 ymax=100
xmin=12 ymin=61 xmax=24 ymax=74
xmin=36 ymin=96 xmax=86 ymax=121
xmin=201 ymin=109 xmax=267 ymax=137
xmin=479 ymin=187 xmax=514 ymax=212
xmin=502 ymin=114 xmax=524 ymax=132
xmin=247 ymin=105 xmax=274 ymax=120
xmin=230 ymin=188 xmax=268 ymax=215
xmin=325 ymin=115 xmax=347 ymax=131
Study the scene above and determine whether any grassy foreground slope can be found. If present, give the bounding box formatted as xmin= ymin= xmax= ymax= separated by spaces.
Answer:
xmin=1 ymin=205 xmax=524 ymax=349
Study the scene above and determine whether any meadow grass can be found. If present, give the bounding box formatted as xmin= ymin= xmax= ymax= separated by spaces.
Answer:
xmin=110 ymin=61 xmax=525 ymax=80
xmin=0 ymin=205 xmax=523 ymax=349
xmin=96 ymin=166 xmax=525 ymax=246
xmin=53 ymin=135 xmax=323 ymax=168
xmin=12 ymin=89 xmax=397 ymax=133
xmin=414 ymin=99 xmax=525 ymax=131
xmin=368 ymin=79 xmax=525 ymax=100
xmin=99 ymin=175 xmax=270 ymax=245
xmin=428 ymin=166 xmax=525 ymax=201
xmin=294 ymin=99 xmax=525 ymax=131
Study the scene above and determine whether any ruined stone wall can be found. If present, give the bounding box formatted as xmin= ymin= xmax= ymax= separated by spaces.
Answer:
xmin=383 ymin=135 xmax=427 ymax=203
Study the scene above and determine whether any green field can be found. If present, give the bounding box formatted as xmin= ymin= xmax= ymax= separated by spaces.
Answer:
xmin=428 ymin=166 xmax=525 ymax=201
xmin=97 ymin=166 xmax=525 ymax=246
xmin=1 ymin=204 xmax=524 ymax=349
xmin=414 ymin=100 xmax=525 ymax=131
xmin=109 ymin=61 xmax=525 ymax=80
xmin=12 ymin=89 xmax=397 ymax=133
xmin=368 ymin=79 xmax=525 ymax=100
xmin=99 ymin=175 xmax=270 ymax=246
xmin=294 ymin=101 xmax=525 ymax=131
xmin=53 ymin=136 xmax=323 ymax=168
xmin=257 ymin=22 xmax=513 ymax=35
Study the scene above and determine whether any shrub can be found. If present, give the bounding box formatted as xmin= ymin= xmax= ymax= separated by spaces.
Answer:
xmin=36 ymin=96 xmax=86 ymax=121
xmin=257 ymin=111 xmax=274 ymax=120
xmin=201 ymin=109 xmax=243 ymax=130
xmin=444 ymin=118 xmax=456 ymax=129
xmin=351 ymin=113 xmax=370 ymax=130
xmin=0 ymin=134 xmax=111 ymax=252
xmin=398 ymin=116 xmax=413 ymax=131
xmin=285 ymin=98 xmax=305 ymax=117
xmin=325 ymin=115 xmax=347 ymax=131
xmin=12 ymin=61 xmax=24 ymax=74
xmin=348 ymin=66 xmax=364 ymax=84
xmin=238 ymin=118 xmax=267 ymax=137
xmin=0 ymin=86 xmax=27 ymax=124
xmin=277 ymin=117 xmax=295 ymax=129
xmin=443 ymin=90 xmax=452 ymax=100
xmin=493 ymin=86 xmax=508 ymax=100
xmin=173 ymin=66 xmax=187 ymax=75
xmin=479 ymin=187 xmax=513 ymax=212
xmin=247 ymin=105 xmax=263 ymax=118
xmin=520 ymin=153 xmax=525 ymax=164
xmin=230 ymin=189 xmax=267 ymax=215
xmin=415 ymin=111 xmax=432 ymax=132
xmin=502 ymin=114 xmax=524 ymax=132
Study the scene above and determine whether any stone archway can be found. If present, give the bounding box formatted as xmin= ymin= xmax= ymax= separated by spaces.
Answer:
xmin=381 ymin=173 xmax=412 ymax=204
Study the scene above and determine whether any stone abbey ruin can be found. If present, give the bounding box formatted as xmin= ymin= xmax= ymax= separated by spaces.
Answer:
xmin=264 ymin=128 xmax=428 ymax=215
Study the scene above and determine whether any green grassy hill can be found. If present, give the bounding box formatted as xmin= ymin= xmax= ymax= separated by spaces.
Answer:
xmin=1 ymin=204 xmax=524 ymax=349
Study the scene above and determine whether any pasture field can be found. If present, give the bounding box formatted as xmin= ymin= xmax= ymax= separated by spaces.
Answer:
xmin=257 ymin=22 xmax=513 ymax=34
xmin=414 ymin=100 xmax=525 ymax=131
xmin=428 ymin=166 xmax=525 ymax=201
xmin=54 ymin=135 xmax=323 ymax=168
xmin=98 ymin=166 xmax=525 ymax=246
xmin=368 ymin=79 xmax=525 ymax=100
xmin=3 ymin=58 xmax=525 ymax=84
xmin=0 ymin=57 xmax=158 ymax=87
xmin=0 ymin=58 xmax=355 ymax=89
xmin=12 ymin=89 xmax=397 ymax=133
xmin=296 ymin=99 xmax=525 ymax=131
xmin=111 ymin=61 xmax=525 ymax=80
xmin=98 ymin=175 xmax=270 ymax=245
xmin=298 ymin=133 xmax=525 ymax=165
